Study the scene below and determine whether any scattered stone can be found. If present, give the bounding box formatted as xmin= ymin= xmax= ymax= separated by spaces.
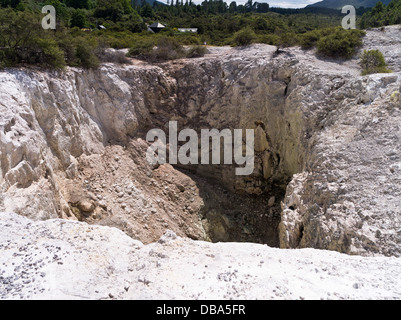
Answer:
xmin=78 ymin=200 xmax=95 ymax=213
xmin=268 ymin=196 xmax=275 ymax=207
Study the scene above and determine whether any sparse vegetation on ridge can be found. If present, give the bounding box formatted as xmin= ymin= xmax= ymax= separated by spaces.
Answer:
xmin=0 ymin=0 xmax=386 ymax=69
xmin=127 ymin=36 xmax=208 ymax=62
xmin=316 ymin=27 xmax=366 ymax=59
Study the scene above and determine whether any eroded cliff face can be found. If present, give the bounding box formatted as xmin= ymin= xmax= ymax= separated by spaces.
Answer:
xmin=280 ymin=73 xmax=401 ymax=256
xmin=1 ymin=26 xmax=401 ymax=256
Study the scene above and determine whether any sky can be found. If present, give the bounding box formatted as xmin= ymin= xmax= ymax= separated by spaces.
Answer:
xmin=187 ymin=0 xmax=322 ymax=8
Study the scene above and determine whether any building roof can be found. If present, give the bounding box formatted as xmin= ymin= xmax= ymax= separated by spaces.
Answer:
xmin=149 ymin=22 xmax=165 ymax=29
xmin=177 ymin=28 xmax=198 ymax=33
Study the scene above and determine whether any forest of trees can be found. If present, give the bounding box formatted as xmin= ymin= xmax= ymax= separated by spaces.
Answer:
xmin=0 ymin=0 xmax=393 ymax=69
xmin=0 ymin=0 xmax=348 ymax=31
xmin=360 ymin=0 xmax=401 ymax=27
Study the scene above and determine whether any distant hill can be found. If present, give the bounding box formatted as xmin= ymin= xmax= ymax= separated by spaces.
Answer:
xmin=307 ymin=0 xmax=392 ymax=9
xmin=147 ymin=0 xmax=166 ymax=5
xmin=133 ymin=0 xmax=166 ymax=5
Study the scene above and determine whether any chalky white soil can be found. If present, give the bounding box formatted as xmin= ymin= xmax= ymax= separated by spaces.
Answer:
xmin=1 ymin=212 xmax=400 ymax=300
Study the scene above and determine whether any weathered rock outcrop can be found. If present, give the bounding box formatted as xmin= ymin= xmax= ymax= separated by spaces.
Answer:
xmin=280 ymin=71 xmax=401 ymax=255
xmin=1 ymin=26 xmax=401 ymax=257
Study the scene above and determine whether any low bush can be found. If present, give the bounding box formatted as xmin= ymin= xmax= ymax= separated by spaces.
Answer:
xmin=0 ymin=48 xmax=13 ymax=69
xmin=152 ymin=37 xmax=186 ymax=61
xmin=99 ymin=30 xmax=139 ymax=49
xmin=360 ymin=49 xmax=391 ymax=75
xmin=128 ymin=38 xmax=155 ymax=58
xmin=232 ymin=27 xmax=256 ymax=47
xmin=75 ymin=41 xmax=100 ymax=69
xmin=128 ymin=37 xmax=185 ymax=62
xmin=316 ymin=27 xmax=366 ymax=59
xmin=186 ymin=45 xmax=208 ymax=58
xmin=128 ymin=38 xmax=209 ymax=62
xmin=34 ymin=38 xmax=66 ymax=69
xmin=96 ymin=47 xmax=130 ymax=64
xmin=277 ymin=32 xmax=300 ymax=48
xmin=300 ymin=29 xmax=321 ymax=49
xmin=174 ymin=32 xmax=202 ymax=45
xmin=257 ymin=34 xmax=280 ymax=46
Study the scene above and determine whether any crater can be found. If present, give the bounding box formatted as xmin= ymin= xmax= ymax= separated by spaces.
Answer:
xmin=181 ymin=168 xmax=285 ymax=246
xmin=59 ymin=59 xmax=306 ymax=247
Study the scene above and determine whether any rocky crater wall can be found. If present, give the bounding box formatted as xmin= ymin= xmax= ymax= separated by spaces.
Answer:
xmin=1 ymin=33 xmax=401 ymax=256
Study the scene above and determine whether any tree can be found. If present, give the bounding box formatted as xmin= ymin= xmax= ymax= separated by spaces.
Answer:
xmin=0 ymin=9 xmax=65 ymax=68
xmin=253 ymin=17 xmax=268 ymax=31
xmin=141 ymin=3 xmax=154 ymax=18
xmin=120 ymin=0 xmax=134 ymax=14
xmin=237 ymin=4 xmax=245 ymax=13
xmin=228 ymin=1 xmax=236 ymax=13
xmin=94 ymin=0 xmax=125 ymax=22
xmin=65 ymin=0 xmax=90 ymax=9
xmin=122 ymin=11 xmax=146 ymax=32
xmin=233 ymin=27 xmax=256 ymax=46
xmin=256 ymin=2 xmax=269 ymax=13
xmin=372 ymin=1 xmax=385 ymax=14
xmin=43 ymin=0 xmax=71 ymax=25
xmin=244 ymin=0 xmax=256 ymax=12
xmin=360 ymin=0 xmax=401 ymax=28
xmin=0 ymin=8 xmax=40 ymax=50
xmin=70 ymin=9 xmax=87 ymax=28
xmin=0 ymin=0 xmax=20 ymax=8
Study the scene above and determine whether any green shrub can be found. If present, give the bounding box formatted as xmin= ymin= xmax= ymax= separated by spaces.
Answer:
xmin=300 ymin=29 xmax=321 ymax=49
xmin=57 ymin=33 xmax=78 ymax=64
xmin=316 ymin=27 xmax=365 ymax=59
xmin=101 ymin=31 xmax=138 ymax=49
xmin=232 ymin=27 xmax=256 ymax=47
xmin=253 ymin=17 xmax=269 ymax=32
xmin=128 ymin=38 xmax=155 ymax=57
xmin=128 ymin=37 xmax=185 ymax=62
xmin=152 ymin=37 xmax=186 ymax=61
xmin=172 ymin=32 xmax=202 ymax=46
xmin=96 ymin=48 xmax=131 ymax=64
xmin=257 ymin=34 xmax=280 ymax=46
xmin=360 ymin=49 xmax=391 ymax=75
xmin=70 ymin=9 xmax=87 ymax=29
xmin=34 ymin=38 xmax=66 ymax=69
xmin=56 ymin=32 xmax=100 ymax=68
xmin=0 ymin=50 xmax=8 ymax=69
xmin=118 ymin=11 xmax=146 ymax=33
xmin=0 ymin=48 xmax=14 ymax=68
xmin=277 ymin=32 xmax=299 ymax=48
xmin=186 ymin=45 xmax=209 ymax=58
xmin=75 ymin=41 xmax=100 ymax=68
